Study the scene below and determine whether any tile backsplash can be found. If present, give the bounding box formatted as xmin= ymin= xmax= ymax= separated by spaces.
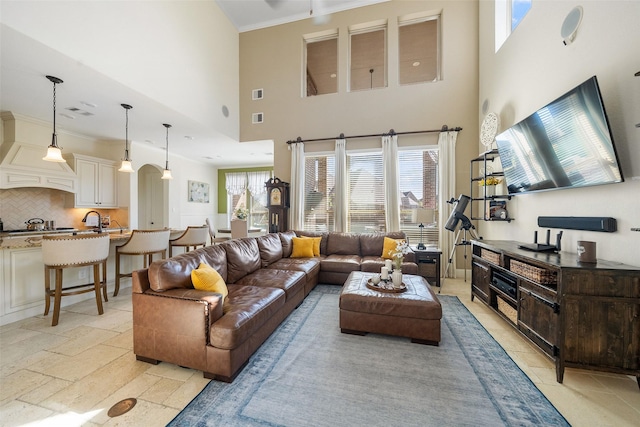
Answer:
xmin=0 ymin=188 xmax=128 ymax=231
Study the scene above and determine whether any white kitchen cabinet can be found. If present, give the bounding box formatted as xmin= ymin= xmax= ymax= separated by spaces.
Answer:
xmin=1 ymin=247 xmax=44 ymax=321
xmin=68 ymin=154 xmax=118 ymax=208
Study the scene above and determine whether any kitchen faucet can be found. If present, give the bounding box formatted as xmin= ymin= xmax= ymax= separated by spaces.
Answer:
xmin=82 ymin=210 xmax=102 ymax=233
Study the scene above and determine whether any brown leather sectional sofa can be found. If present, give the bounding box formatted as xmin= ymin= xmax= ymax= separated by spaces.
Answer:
xmin=132 ymin=230 xmax=417 ymax=382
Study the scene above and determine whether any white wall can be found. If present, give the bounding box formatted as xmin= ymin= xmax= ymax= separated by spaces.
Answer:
xmin=127 ymin=141 xmax=218 ymax=230
xmin=1 ymin=0 xmax=239 ymax=141
xmin=478 ymin=1 xmax=640 ymax=266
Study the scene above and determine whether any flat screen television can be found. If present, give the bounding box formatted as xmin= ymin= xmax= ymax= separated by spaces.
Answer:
xmin=495 ymin=76 xmax=623 ymax=194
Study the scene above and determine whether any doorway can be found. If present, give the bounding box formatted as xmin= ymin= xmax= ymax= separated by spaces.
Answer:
xmin=138 ymin=164 xmax=167 ymax=229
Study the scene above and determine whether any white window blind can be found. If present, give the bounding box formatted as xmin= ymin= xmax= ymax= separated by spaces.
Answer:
xmin=347 ymin=151 xmax=385 ymax=232
xmin=398 ymin=149 xmax=439 ymax=245
xmin=303 ymin=154 xmax=335 ymax=232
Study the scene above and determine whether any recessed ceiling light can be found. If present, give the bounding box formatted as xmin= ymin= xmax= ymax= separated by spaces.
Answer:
xmin=80 ymin=101 xmax=97 ymax=108
xmin=203 ymin=156 xmax=214 ymax=160
xmin=412 ymin=61 xmax=420 ymax=67
xmin=330 ymin=73 xmax=337 ymax=78
xmin=145 ymin=139 xmax=154 ymax=144
xmin=59 ymin=113 xmax=75 ymax=119
xmin=184 ymin=136 xmax=194 ymax=140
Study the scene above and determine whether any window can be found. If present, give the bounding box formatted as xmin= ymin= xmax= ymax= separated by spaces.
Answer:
xmin=398 ymin=16 xmax=440 ymax=85
xmin=398 ymin=149 xmax=439 ymax=245
xmin=495 ymin=0 xmax=532 ymax=51
xmin=511 ymin=0 xmax=532 ymax=31
xmin=225 ymin=170 xmax=271 ymax=230
xmin=302 ymin=145 xmax=439 ymax=237
xmin=347 ymin=151 xmax=385 ymax=232
xmin=304 ymin=31 xmax=338 ymax=97
xmin=349 ymin=23 xmax=387 ymax=91
xmin=303 ymin=154 xmax=335 ymax=231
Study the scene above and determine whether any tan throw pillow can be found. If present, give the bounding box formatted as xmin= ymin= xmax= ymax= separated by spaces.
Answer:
xmin=382 ymin=237 xmax=404 ymax=259
xmin=291 ymin=237 xmax=315 ymax=258
xmin=191 ymin=262 xmax=228 ymax=302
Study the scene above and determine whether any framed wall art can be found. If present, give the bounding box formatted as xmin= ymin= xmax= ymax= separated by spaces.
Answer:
xmin=188 ymin=180 xmax=210 ymax=203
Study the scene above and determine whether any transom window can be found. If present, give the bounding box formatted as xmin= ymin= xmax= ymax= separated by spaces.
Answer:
xmin=349 ymin=23 xmax=387 ymax=91
xmin=304 ymin=31 xmax=338 ymax=97
xmin=398 ymin=15 xmax=440 ymax=85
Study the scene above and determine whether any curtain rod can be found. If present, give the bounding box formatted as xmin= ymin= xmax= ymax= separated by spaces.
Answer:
xmin=286 ymin=125 xmax=462 ymax=144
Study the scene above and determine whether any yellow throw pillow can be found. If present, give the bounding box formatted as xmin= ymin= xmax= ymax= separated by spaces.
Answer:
xmin=300 ymin=236 xmax=321 ymax=256
xmin=382 ymin=237 xmax=404 ymax=259
xmin=191 ymin=263 xmax=228 ymax=302
xmin=291 ymin=236 xmax=315 ymax=258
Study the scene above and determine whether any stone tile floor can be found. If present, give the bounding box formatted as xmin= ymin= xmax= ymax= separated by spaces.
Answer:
xmin=1 ymin=278 xmax=638 ymax=426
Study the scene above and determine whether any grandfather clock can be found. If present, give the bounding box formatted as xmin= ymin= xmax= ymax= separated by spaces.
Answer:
xmin=265 ymin=177 xmax=290 ymax=233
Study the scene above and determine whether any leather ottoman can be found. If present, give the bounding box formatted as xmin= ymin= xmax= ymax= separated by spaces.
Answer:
xmin=339 ymin=271 xmax=442 ymax=345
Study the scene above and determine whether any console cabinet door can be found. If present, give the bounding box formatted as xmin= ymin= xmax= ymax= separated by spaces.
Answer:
xmin=518 ymin=282 xmax=559 ymax=357
xmin=472 ymin=260 xmax=491 ymax=303
xmin=562 ymin=270 xmax=640 ymax=372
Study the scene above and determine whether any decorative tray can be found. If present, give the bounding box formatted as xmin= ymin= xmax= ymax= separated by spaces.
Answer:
xmin=366 ymin=278 xmax=407 ymax=293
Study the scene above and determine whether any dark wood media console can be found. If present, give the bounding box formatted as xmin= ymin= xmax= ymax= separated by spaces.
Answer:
xmin=471 ymin=240 xmax=640 ymax=388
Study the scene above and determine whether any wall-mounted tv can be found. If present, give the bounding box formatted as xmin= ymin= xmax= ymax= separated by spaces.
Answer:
xmin=495 ymin=76 xmax=623 ymax=194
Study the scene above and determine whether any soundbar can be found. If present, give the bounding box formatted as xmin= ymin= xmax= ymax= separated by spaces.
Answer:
xmin=538 ymin=216 xmax=617 ymax=232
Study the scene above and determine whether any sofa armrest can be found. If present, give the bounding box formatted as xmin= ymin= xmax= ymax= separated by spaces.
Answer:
xmin=133 ymin=287 xmax=224 ymax=344
xmin=132 ymin=269 xmax=150 ymax=294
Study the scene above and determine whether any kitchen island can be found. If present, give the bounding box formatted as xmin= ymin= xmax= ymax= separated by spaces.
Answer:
xmin=0 ymin=229 xmax=183 ymax=326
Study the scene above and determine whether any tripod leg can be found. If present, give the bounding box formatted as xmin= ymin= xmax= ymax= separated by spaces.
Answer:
xmin=441 ymin=228 xmax=463 ymax=293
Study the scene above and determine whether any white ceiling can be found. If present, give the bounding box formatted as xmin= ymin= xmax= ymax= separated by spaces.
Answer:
xmin=0 ymin=0 xmax=386 ymax=168
xmin=216 ymin=0 xmax=389 ymax=32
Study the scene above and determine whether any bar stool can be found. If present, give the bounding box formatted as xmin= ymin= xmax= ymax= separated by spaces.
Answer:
xmin=42 ymin=233 xmax=110 ymax=326
xmin=114 ymin=229 xmax=171 ymax=296
xmin=169 ymin=225 xmax=209 ymax=256
xmin=205 ymin=218 xmax=230 ymax=245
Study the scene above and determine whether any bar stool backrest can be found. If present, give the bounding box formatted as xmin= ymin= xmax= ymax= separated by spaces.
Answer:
xmin=170 ymin=226 xmax=208 ymax=246
xmin=42 ymin=234 xmax=110 ymax=266
xmin=118 ymin=229 xmax=171 ymax=254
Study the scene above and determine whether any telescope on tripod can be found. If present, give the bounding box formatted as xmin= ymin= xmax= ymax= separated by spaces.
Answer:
xmin=442 ymin=194 xmax=479 ymax=292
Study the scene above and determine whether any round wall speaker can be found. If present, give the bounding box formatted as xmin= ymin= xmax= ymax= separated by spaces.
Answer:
xmin=561 ymin=6 xmax=583 ymax=46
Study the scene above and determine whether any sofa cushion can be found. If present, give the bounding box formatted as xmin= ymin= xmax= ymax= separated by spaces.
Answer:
xmin=256 ymin=233 xmax=283 ymax=267
xmin=359 ymin=233 xmax=386 ymax=257
xmin=326 ymin=233 xmax=360 ymax=256
xmin=279 ymin=230 xmax=297 ymax=258
xmin=209 ymin=285 xmax=285 ymax=350
xmin=191 ymin=263 xmax=228 ymax=303
xmin=267 ymin=257 xmax=321 ymax=277
xmin=320 ymin=254 xmax=362 ymax=274
xmin=223 ymin=238 xmax=262 ymax=283
xmin=291 ymin=237 xmax=314 ymax=258
xmin=148 ymin=245 xmax=227 ymax=292
xmin=235 ymin=268 xmax=306 ymax=300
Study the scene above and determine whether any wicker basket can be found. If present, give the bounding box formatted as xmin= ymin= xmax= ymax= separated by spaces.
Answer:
xmin=510 ymin=259 xmax=557 ymax=285
xmin=497 ymin=296 xmax=517 ymax=324
xmin=480 ymin=248 xmax=500 ymax=265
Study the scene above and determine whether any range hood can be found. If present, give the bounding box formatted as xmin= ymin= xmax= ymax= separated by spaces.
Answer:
xmin=0 ymin=141 xmax=78 ymax=193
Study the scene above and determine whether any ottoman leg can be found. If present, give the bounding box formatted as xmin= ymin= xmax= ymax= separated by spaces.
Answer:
xmin=341 ymin=328 xmax=367 ymax=336
xmin=411 ymin=338 xmax=439 ymax=346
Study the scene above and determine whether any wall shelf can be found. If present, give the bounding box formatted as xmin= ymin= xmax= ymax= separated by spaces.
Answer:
xmin=470 ymin=149 xmax=513 ymax=222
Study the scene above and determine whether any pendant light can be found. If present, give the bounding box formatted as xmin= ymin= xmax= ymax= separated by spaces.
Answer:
xmin=161 ymin=123 xmax=173 ymax=180
xmin=118 ymin=104 xmax=134 ymax=173
xmin=42 ymin=75 xmax=66 ymax=162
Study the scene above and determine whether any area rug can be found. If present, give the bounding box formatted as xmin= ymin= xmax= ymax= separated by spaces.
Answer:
xmin=168 ymin=285 xmax=569 ymax=427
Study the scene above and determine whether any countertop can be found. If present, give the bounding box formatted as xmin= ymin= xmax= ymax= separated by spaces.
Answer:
xmin=0 ymin=229 xmax=132 ymax=249
xmin=1 ymin=228 xmax=186 ymax=250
